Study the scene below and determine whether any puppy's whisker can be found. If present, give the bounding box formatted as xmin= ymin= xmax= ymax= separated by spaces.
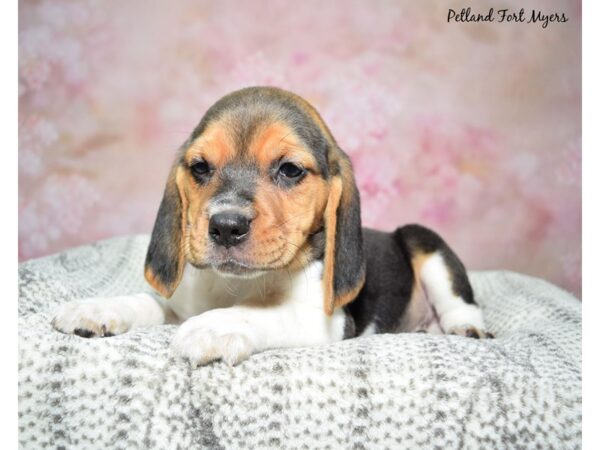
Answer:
xmin=220 ymin=276 xmax=239 ymax=298
xmin=273 ymin=210 xmax=315 ymax=230
xmin=277 ymin=131 xmax=294 ymax=146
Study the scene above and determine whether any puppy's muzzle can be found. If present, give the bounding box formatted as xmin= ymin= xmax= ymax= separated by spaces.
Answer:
xmin=208 ymin=212 xmax=251 ymax=248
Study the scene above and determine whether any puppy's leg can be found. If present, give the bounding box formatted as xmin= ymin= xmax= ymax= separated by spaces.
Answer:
xmin=172 ymin=302 xmax=346 ymax=366
xmin=396 ymin=224 xmax=493 ymax=339
xmin=171 ymin=261 xmax=347 ymax=366
xmin=52 ymin=293 xmax=169 ymax=338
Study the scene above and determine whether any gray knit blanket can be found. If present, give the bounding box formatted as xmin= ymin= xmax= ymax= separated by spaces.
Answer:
xmin=18 ymin=235 xmax=582 ymax=449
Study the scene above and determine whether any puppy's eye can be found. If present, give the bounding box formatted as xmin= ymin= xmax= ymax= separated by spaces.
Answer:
xmin=190 ymin=160 xmax=211 ymax=178
xmin=278 ymin=162 xmax=304 ymax=179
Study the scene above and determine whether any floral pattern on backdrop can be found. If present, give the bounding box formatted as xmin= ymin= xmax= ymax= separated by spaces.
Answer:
xmin=19 ymin=0 xmax=581 ymax=296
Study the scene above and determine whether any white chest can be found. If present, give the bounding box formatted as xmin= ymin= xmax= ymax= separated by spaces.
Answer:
xmin=167 ymin=262 xmax=326 ymax=321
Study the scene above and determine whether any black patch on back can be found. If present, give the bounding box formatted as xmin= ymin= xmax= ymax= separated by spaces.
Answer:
xmin=339 ymin=224 xmax=477 ymax=336
xmin=346 ymin=229 xmax=415 ymax=335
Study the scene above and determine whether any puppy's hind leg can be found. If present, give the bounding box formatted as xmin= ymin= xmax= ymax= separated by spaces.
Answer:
xmin=395 ymin=224 xmax=493 ymax=339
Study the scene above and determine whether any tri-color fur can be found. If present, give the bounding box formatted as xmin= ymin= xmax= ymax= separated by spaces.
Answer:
xmin=52 ymin=87 xmax=492 ymax=367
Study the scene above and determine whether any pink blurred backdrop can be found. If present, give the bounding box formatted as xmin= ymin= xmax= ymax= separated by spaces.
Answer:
xmin=19 ymin=1 xmax=581 ymax=297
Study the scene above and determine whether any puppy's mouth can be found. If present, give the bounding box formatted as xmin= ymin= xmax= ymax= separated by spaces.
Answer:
xmin=188 ymin=237 xmax=291 ymax=277
xmin=212 ymin=259 xmax=266 ymax=279
xmin=207 ymin=246 xmax=269 ymax=278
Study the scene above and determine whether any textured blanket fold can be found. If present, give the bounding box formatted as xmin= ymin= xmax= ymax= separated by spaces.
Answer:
xmin=19 ymin=235 xmax=581 ymax=449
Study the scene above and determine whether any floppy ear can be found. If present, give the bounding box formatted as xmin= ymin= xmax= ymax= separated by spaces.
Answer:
xmin=144 ymin=164 xmax=186 ymax=298
xmin=322 ymin=154 xmax=366 ymax=316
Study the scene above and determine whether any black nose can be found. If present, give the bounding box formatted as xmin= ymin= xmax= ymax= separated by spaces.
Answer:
xmin=208 ymin=212 xmax=251 ymax=248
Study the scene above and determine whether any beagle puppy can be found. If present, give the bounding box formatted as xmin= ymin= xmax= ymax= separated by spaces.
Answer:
xmin=52 ymin=87 xmax=492 ymax=366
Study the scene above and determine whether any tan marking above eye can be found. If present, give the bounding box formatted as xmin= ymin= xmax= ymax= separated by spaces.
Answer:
xmin=185 ymin=119 xmax=320 ymax=177
xmin=184 ymin=123 xmax=237 ymax=168
xmin=248 ymin=122 xmax=318 ymax=173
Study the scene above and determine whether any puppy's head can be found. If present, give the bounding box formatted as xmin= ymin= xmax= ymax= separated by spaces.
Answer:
xmin=144 ymin=87 xmax=365 ymax=315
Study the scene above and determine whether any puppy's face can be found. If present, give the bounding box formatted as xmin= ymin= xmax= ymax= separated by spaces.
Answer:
xmin=180 ymin=120 xmax=329 ymax=277
xmin=145 ymin=87 xmax=366 ymax=314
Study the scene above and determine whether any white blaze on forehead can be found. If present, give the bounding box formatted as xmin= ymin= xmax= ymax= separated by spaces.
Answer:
xmin=206 ymin=195 xmax=255 ymax=218
xmin=206 ymin=202 xmax=254 ymax=218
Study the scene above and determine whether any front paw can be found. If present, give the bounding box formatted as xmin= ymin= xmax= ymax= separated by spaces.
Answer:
xmin=448 ymin=325 xmax=494 ymax=339
xmin=52 ymin=299 xmax=132 ymax=338
xmin=171 ymin=313 xmax=255 ymax=367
